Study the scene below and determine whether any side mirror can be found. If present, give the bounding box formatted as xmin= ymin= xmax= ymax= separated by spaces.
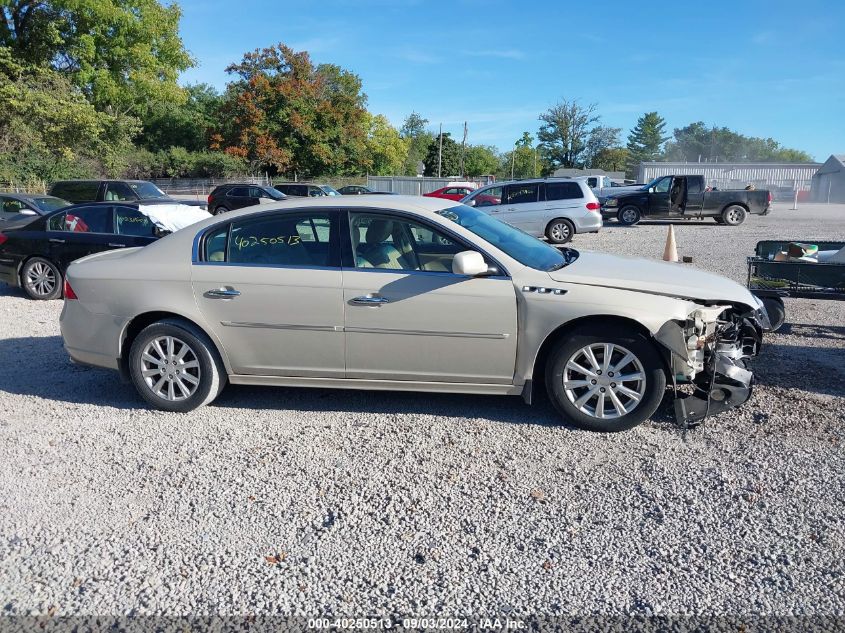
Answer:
xmin=465 ymin=198 xmax=477 ymax=207
xmin=452 ymin=250 xmax=489 ymax=276
xmin=648 ymin=187 xmax=655 ymax=193
xmin=20 ymin=209 xmax=37 ymax=215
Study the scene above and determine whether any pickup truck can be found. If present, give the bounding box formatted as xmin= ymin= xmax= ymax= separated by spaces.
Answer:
xmin=602 ymin=175 xmax=771 ymax=226
xmin=48 ymin=180 xmax=208 ymax=209
xmin=572 ymin=175 xmax=644 ymax=203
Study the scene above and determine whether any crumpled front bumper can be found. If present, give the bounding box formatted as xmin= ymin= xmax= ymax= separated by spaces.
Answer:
xmin=656 ymin=307 xmax=765 ymax=427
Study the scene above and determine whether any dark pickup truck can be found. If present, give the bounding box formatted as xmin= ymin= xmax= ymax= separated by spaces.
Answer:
xmin=602 ymin=175 xmax=771 ymax=226
xmin=49 ymin=180 xmax=207 ymax=210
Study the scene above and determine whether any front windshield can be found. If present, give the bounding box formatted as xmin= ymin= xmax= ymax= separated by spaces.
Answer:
xmin=265 ymin=187 xmax=286 ymax=200
xmin=129 ymin=181 xmax=168 ymax=199
xmin=320 ymin=185 xmax=341 ymax=196
xmin=436 ymin=205 xmax=576 ymax=272
xmin=33 ymin=197 xmax=70 ymax=212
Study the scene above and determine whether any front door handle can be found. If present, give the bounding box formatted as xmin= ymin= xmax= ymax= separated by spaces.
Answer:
xmin=204 ymin=288 xmax=241 ymax=299
xmin=49 ymin=238 xmax=66 ymax=244
xmin=350 ymin=294 xmax=389 ymax=306
xmin=107 ymin=242 xmax=126 ymax=248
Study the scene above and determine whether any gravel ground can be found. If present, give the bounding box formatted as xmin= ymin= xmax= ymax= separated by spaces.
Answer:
xmin=0 ymin=203 xmax=843 ymax=618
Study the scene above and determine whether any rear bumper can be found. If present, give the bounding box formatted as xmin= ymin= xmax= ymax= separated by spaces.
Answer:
xmin=573 ymin=213 xmax=602 ymax=234
xmin=60 ymin=299 xmax=126 ymax=371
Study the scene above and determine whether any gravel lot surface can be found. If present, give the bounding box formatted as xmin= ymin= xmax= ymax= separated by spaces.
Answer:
xmin=0 ymin=203 xmax=843 ymax=618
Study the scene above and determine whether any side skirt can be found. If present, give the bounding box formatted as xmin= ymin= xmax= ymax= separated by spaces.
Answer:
xmin=228 ymin=374 xmax=523 ymax=397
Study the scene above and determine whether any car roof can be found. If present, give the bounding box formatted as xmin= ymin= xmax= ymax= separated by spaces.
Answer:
xmin=274 ymin=182 xmax=327 ymax=186
xmin=0 ymin=193 xmax=61 ymax=201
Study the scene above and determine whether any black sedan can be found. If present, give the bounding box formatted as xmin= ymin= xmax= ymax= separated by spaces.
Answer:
xmin=206 ymin=183 xmax=287 ymax=215
xmin=0 ymin=193 xmax=71 ymax=221
xmin=0 ymin=201 xmax=165 ymax=300
xmin=337 ymin=185 xmax=396 ymax=195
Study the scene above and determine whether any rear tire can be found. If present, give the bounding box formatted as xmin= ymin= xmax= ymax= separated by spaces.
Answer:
xmin=545 ymin=218 xmax=575 ymax=244
xmin=214 ymin=205 xmax=229 ymax=215
xmin=129 ymin=319 xmax=226 ymax=412
xmin=617 ymin=205 xmax=641 ymax=226
xmin=721 ymin=205 xmax=747 ymax=226
xmin=761 ymin=296 xmax=786 ymax=331
xmin=545 ymin=325 xmax=666 ymax=432
xmin=21 ymin=257 xmax=62 ymax=300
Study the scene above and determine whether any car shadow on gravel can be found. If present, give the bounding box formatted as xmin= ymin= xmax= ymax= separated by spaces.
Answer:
xmin=0 ymin=335 xmax=144 ymax=410
xmin=753 ymin=340 xmax=845 ymax=398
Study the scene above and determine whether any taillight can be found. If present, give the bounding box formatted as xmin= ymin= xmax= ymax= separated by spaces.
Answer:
xmin=207 ymin=194 xmax=212 ymax=205
xmin=63 ymin=278 xmax=78 ymax=300
xmin=767 ymin=191 xmax=773 ymax=203
xmin=0 ymin=234 xmax=7 ymax=246
xmin=586 ymin=202 xmax=601 ymax=211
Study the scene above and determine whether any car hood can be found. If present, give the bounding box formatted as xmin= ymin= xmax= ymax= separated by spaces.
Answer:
xmin=547 ymin=250 xmax=757 ymax=308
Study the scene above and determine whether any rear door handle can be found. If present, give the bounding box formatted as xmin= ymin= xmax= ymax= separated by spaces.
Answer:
xmin=49 ymin=238 xmax=66 ymax=244
xmin=204 ymin=288 xmax=241 ymax=299
xmin=350 ymin=294 xmax=389 ymax=305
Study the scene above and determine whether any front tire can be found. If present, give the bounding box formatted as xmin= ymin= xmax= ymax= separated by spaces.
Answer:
xmin=545 ymin=325 xmax=666 ymax=432
xmin=545 ymin=218 xmax=575 ymax=244
xmin=21 ymin=257 xmax=62 ymax=300
xmin=129 ymin=319 xmax=226 ymax=412
xmin=617 ymin=205 xmax=641 ymax=226
xmin=721 ymin=205 xmax=747 ymax=226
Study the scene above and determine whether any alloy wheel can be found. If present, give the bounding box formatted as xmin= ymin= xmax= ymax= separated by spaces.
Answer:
xmin=25 ymin=261 xmax=56 ymax=297
xmin=621 ymin=208 xmax=638 ymax=223
xmin=550 ymin=222 xmax=570 ymax=242
xmin=562 ymin=343 xmax=647 ymax=419
xmin=139 ymin=336 xmax=201 ymax=402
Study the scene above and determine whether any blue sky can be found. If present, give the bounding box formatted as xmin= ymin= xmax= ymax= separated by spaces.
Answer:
xmin=177 ymin=0 xmax=845 ymax=161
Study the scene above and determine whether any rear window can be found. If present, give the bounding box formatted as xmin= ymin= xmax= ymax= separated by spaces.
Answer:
xmin=546 ymin=182 xmax=584 ymax=201
xmin=50 ymin=182 xmax=99 ymax=203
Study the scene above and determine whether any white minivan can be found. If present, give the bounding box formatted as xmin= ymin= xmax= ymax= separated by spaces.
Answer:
xmin=460 ymin=178 xmax=602 ymax=244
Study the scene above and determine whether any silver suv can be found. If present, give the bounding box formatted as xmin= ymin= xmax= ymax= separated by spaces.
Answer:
xmin=460 ymin=178 xmax=602 ymax=244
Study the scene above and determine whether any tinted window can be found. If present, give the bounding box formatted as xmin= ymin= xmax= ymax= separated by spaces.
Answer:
xmin=104 ymin=182 xmax=138 ymax=201
xmin=127 ymin=182 xmax=167 ymax=199
xmin=51 ymin=182 xmax=99 ymax=203
xmin=228 ymin=187 xmax=250 ymax=197
xmin=587 ymin=177 xmax=598 ymax=188
xmin=546 ymin=182 xmax=584 ymax=201
xmin=504 ymin=184 xmax=539 ymax=204
xmin=687 ymin=178 xmax=702 ymax=194
xmin=53 ymin=206 xmax=110 ymax=233
xmin=0 ymin=196 xmax=25 ymax=218
xmin=249 ymin=187 xmax=265 ymax=198
xmin=227 ymin=212 xmax=337 ymax=267
xmin=115 ymin=206 xmax=156 ymax=237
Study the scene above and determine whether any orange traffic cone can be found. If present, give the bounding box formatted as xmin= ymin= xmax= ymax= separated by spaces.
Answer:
xmin=663 ymin=225 xmax=679 ymax=262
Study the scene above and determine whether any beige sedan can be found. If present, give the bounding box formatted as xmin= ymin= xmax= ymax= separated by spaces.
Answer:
xmin=60 ymin=196 xmax=768 ymax=432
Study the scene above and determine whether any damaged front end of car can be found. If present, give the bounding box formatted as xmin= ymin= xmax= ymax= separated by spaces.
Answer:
xmin=655 ymin=301 xmax=769 ymax=427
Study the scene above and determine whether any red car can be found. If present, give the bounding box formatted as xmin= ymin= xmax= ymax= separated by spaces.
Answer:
xmin=423 ymin=184 xmax=476 ymax=201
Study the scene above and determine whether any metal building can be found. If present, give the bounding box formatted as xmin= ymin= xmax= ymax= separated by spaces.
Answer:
xmin=810 ymin=155 xmax=845 ymax=203
xmin=638 ymin=161 xmax=821 ymax=200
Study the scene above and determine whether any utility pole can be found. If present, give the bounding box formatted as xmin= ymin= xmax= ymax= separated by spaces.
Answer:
xmin=510 ymin=148 xmax=515 ymax=180
xmin=533 ymin=146 xmax=538 ymax=178
xmin=437 ymin=123 xmax=443 ymax=178
xmin=460 ymin=121 xmax=467 ymax=178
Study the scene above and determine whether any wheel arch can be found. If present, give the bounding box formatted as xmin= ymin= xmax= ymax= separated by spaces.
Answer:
xmin=118 ymin=310 xmax=229 ymax=382
xmin=545 ymin=216 xmax=576 ymax=236
xmin=720 ymin=201 xmax=749 ymax=214
xmin=527 ymin=314 xmax=670 ymax=400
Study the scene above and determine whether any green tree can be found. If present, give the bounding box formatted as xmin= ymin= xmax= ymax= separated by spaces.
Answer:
xmin=140 ymin=83 xmax=223 ymax=152
xmin=423 ymin=132 xmax=461 ymax=177
xmin=463 ymin=145 xmax=500 ymax=176
xmin=583 ymin=126 xmax=622 ymax=169
xmin=663 ymin=122 xmax=814 ymax=163
xmin=626 ymin=112 xmax=669 ymax=175
xmin=218 ymin=43 xmax=369 ymax=176
xmin=538 ymin=99 xmax=599 ymax=169
xmin=591 ymin=147 xmax=630 ymax=173
xmin=364 ymin=114 xmax=410 ymax=175
xmin=0 ymin=47 xmax=135 ymax=181
xmin=0 ymin=0 xmax=193 ymax=117
xmin=400 ymin=112 xmax=434 ymax=175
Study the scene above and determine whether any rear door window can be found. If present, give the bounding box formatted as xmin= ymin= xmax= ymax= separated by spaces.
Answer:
xmin=224 ymin=212 xmax=339 ymax=267
xmin=546 ymin=182 xmax=584 ymax=201
xmin=52 ymin=206 xmax=110 ymax=233
xmin=228 ymin=187 xmax=250 ymax=198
